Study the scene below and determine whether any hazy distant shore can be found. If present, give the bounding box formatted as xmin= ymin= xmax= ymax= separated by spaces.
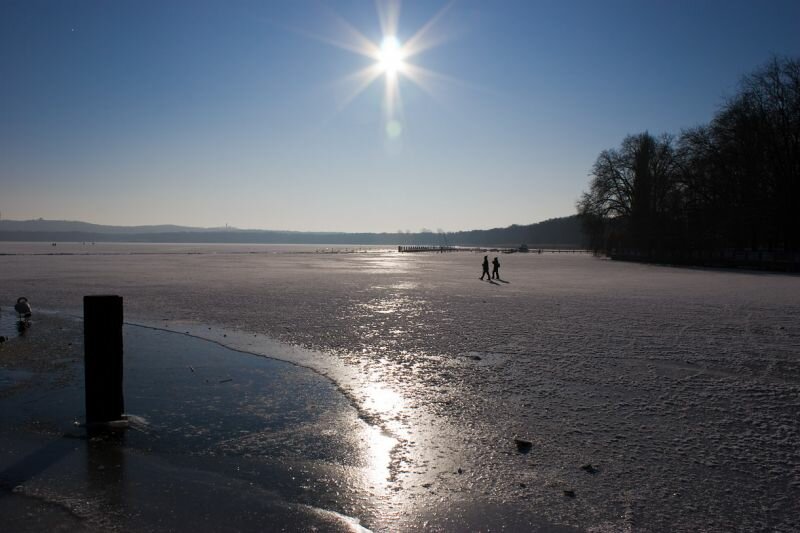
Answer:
xmin=0 ymin=215 xmax=584 ymax=247
xmin=1 ymin=245 xmax=798 ymax=531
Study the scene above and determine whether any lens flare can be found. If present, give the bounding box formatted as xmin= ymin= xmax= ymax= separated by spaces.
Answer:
xmin=386 ymin=119 xmax=403 ymax=138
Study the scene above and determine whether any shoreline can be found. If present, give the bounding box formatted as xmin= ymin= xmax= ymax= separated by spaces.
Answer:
xmin=0 ymin=312 xmax=388 ymax=532
xmin=34 ymin=308 xmax=415 ymax=481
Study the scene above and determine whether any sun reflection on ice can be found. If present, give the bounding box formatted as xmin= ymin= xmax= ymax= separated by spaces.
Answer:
xmin=363 ymin=423 xmax=396 ymax=489
xmin=356 ymin=384 xmax=406 ymax=491
xmin=355 ymin=252 xmax=417 ymax=273
xmin=362 ymin=382 xmax=405 ymax=416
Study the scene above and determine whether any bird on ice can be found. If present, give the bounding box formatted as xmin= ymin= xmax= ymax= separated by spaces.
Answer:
xmin=14 ymin=297 xmax=32 ymax=320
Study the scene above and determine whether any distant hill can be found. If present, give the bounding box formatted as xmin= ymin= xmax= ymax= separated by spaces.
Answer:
xmin=0 ymin=219 xmax=227 ymax=234
xmin=445 ymin=217 xmax=583 ymax=247
xmin=0 ymin=216 xmax=584 ymax=247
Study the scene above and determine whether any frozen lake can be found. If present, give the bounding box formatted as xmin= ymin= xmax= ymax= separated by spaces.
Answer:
xmin=1 ymin=243 xmax=798 ymax=531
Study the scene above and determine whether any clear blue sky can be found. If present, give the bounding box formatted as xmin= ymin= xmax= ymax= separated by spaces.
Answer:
xmin=2 ymin=0 xmax=798 ymax=232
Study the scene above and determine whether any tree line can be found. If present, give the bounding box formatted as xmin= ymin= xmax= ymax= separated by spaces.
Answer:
xmin=577 ymin=57 xmax=800 ymax=258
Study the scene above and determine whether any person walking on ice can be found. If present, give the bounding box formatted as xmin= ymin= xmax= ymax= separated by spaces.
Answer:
xmin=492 ymin=257 xmax=500 ymax=280
xmin=480 ymin=255 xmax=491 ymax=280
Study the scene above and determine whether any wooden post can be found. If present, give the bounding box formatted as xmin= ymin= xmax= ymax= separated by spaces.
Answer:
xmin=84 ymin=295 xmax=124 ymax=424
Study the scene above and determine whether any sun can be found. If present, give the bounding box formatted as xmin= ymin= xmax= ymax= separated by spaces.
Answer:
xmin=313 ymin=1 xmax=458 ymax=138
xmin=377 ymin=36 xmax=405 ymax=76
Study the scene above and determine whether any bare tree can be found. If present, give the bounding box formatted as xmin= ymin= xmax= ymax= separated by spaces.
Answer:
xmin=578 ymin=132 xmax=678 ymax=250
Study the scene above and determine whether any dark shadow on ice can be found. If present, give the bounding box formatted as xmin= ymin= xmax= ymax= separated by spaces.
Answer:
xmin=87 ymin=432 xmax=126 ymax=508
xmin=0 ymin=437 xmax=77 ymax=491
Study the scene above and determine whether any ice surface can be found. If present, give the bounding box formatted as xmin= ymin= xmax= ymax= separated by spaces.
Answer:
xmin=1 ymin=243 xmax=798 ymax=531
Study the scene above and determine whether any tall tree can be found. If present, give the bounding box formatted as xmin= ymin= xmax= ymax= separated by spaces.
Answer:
xmin=712 ymin=57 xmax=800 ymax=250
xmin=577 ymin=132 xmax=677 ymax=251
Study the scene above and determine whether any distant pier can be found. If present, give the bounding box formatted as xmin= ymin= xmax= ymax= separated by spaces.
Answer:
xmin=398 ymin=245 xmax=458 ymax=253
xmin=398 ymin=245 xmax=591 ymax=254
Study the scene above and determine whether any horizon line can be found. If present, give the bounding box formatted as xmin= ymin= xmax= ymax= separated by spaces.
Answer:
xmin=0 ymin=215 xmax=578 ymax=235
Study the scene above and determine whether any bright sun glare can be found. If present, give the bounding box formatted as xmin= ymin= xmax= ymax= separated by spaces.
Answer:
xmin=378 ymin=36 xmax=404 ymax=75
xmin=319 ymin=1 xmax=457 ymax=138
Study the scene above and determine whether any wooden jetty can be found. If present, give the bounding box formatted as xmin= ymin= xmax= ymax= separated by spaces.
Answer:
xmin=398 ymin=245 xmax=458 ymax=253
xmin=398 ymin=245 xmax=591 ymax=254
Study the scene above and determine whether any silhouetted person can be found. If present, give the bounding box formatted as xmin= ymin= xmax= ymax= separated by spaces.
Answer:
xmin=492 ymin=257 xmax=500 ymax=279
xmin=480 ymin=255 xmax=491 ymax=280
